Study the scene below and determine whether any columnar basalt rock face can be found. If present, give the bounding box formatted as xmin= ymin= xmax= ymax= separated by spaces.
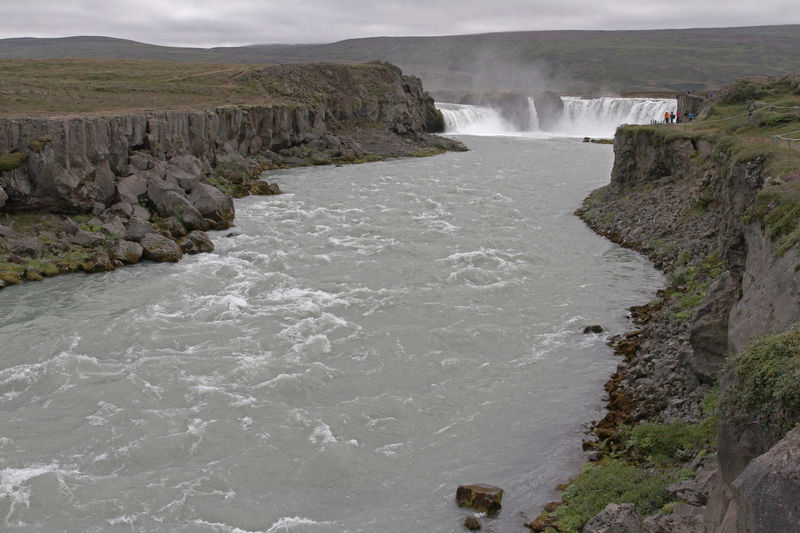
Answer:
xmin=0 ymin=63 xmax=451 ymax=217
xmin=0 ymin=63 xmax=460 ymax=287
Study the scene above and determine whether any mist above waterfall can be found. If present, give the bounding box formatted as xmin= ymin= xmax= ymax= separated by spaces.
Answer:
xmin=438 ymin=96 xmax=677 ymax=137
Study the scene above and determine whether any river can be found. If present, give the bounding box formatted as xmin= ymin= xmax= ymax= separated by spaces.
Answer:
xmin=0 ymin=135 xmax=663 ymax=532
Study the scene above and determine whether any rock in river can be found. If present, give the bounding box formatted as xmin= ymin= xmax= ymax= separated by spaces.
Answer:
xmin=455 ymin=484 xmax=503 ymax=516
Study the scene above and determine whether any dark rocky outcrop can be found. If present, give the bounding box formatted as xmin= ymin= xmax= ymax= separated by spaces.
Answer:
xmin=730 ymin=427 xmax=800 ymax=533
xmin=576 ymin=121 xmax=800 ymax=531
xmin=0 ymin=62 xmax=464 ymax=288
xmin=455 ymin=484 xmax=503 ymax=516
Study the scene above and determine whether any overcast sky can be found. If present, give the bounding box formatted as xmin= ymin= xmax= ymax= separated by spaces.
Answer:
xmin=1 ymin=0 xmax=799 ymax=47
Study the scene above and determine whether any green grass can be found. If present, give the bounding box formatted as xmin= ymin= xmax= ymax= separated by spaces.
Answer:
xmin=620 ymin=420 xmax=716 ymax=466
xmin=0 ymin=151 xmax=28 ymax=171
xmin=745 ymin=180 xmax=800 ymax=256
xmin=720 ymin=324 xmax=800 ymax=444
xmin=0 ymin=59 xmax=413 ymax=118
xmin=552 ymin=459 xmax=681 ymax=532
xmin=666 ymin=253 xmax=724 ymax=321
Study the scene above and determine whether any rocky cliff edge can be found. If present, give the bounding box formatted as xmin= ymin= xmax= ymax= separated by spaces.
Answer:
xmin=0 ymin=61 xmax=463 ymax=287
xmin=534 ymin=75 xmax=800 ymax=533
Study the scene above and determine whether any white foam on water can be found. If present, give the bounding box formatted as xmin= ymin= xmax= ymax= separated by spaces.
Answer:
xmin=374 ymin=442 xmax=406 ymax=457
xmin=0 ymin=462 xmax=85 ymax=520
xmin=310 ymin=423 xmax=337 ymax=445
xmin=265 ymin=516 xmax=334 ymax=532
xmin=438 ymin=103 xmax=517 ymax=135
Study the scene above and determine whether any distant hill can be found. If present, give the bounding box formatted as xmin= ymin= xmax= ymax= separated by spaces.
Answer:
xmin=2 ymin=26 xmax=799 ymax=95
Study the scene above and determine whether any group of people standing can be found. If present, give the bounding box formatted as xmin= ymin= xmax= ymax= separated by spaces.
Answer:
xmin=663 ymin=111 xmax=695 ymax=124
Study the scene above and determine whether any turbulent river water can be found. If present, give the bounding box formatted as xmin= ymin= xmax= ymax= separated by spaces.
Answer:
xmin=0 ymin=136 xmax=663 ymax=532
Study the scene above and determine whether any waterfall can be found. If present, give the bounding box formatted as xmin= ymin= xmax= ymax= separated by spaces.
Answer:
xmin=436 ymin=97 xmax=676 ymax=137
xmin=555 ymin=97 xmax=677 ymax=137
xmin=527 ymin=96 xmax=540 ymax=131
xmin=437 ymin=103 xmax=516 ymax=135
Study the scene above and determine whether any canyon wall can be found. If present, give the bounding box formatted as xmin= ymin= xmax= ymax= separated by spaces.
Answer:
xmin=0 ymin=63 xmax=460 ymax=278
xmin=579 ymin=125 xmax=800 ymax=532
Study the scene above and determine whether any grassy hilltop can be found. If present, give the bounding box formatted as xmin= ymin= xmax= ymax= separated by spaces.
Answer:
xmin=0 ymin=58 xmax=397 ymax=118
xmin=2 ymin=26 xmax=800 ymax=95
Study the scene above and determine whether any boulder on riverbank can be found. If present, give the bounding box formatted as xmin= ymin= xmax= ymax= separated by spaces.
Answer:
xmin=455 ymin=484 xmax=503 ymax=516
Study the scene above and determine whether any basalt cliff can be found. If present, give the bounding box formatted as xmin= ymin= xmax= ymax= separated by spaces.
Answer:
xmin=0 ymin=61 xmax=461 ymax=286
xmin=531 ymin=75 xmax=800 ymax=532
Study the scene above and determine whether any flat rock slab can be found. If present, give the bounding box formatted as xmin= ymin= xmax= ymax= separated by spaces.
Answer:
xmin=456 ymin=484 xmax=503 ymax=516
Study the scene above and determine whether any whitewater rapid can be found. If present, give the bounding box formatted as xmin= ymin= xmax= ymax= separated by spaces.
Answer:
xmin=438 ymin=97 xmax=677 ymax=137
xmin=0 ymin=137 xmax=664 ymax=532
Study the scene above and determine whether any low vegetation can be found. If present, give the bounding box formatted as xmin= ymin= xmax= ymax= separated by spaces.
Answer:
xmin=0 ymin=58 xmax=408 ymax=118
xmin=535 ymin=384 xmax=719 ymax=532
xmin=0 ymin=212 xmax=106 ymax=286
xmin=0 ymin=151 xmax=28 ymax=171
xmin=551 ymin=459 xmax=683 ymax=532
xmin=666 ymin=252 xmax=725 ymax=321
xmin=719 ymin=324 xmax=800 ymax=445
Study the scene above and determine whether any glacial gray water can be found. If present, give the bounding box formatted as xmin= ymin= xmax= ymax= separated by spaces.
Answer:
xmin=0 ymin=136 xmax=663 ymax=532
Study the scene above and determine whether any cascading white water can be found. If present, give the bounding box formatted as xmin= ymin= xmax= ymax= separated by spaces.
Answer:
xmin=437 ymin=97 xmax=676 ymax=137
xmin=555 ymin=97 xmax=677 ymax=137
xmin=527 ymin=96 xmax=540 ymax=131
xmin=438 ymin=103 xmax=516 ymax=135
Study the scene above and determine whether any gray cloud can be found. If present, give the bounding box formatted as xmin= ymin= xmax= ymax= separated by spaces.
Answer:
xmin=1 ymin=0 xmax=798 ymax=47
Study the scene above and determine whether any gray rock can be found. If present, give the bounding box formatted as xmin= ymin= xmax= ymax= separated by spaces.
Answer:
xmin=0 ymin=186 xmax=7 ymax=208
xmin=169 ymin=154 xmax=203 ymax=177
xmin=83 ymin=251 xmax=115 ymax=273
xmin=166 ymin=167 xmax=200 ymax=192
xmin=117 ymin=174 xmax=148 ymax=205
xmin=189 ymin=183 xmax=234 ymax=226
xmin=161 ymin=216 xmax=188 ymax=238
xmin=140 ymin=233 xmax=182 ymax=262
xmin=582 ymin=503 xmax=643 ymax=533
xmin=124 ymin=218 xmax=153 ymax=242
xmin=129 ymin=151 xmax=158 ymax=171
xmin=8 ymin=237 xmax=42 ymax=258
xmin=688 ymin=270 xmax=740 ymax=383
xmin=71 ymin=230 xmax=106 ymax=248
xmin=733 ymin=427 xmax=800 ymax=533
xmin=108 ymin=202 xmax=133 ymax=218
xmin=131 ymin=204 xmax=150 ymax=220
xmin=642 ymin=503 xmax=705 ymax=533
xmin=146 ymin=179 xmax=207 ymax=230
xmin=728 ymin=223 xmax=800 ymax=354
xmin=107 ymin=240 xmax=143 ymax=264
xmin=0 ymin=223 xmax=17 ymax=238
xmin=62 ymin=217 xmax=80 ymax=236
xmin=179 ymin=230 xmax=215 ymax=255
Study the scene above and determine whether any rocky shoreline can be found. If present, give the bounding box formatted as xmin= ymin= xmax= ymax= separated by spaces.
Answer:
xmin=530 ymin=76 xmax=800 ymax=532
xmin=0 ymin=62 xmax=465 ymax=289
